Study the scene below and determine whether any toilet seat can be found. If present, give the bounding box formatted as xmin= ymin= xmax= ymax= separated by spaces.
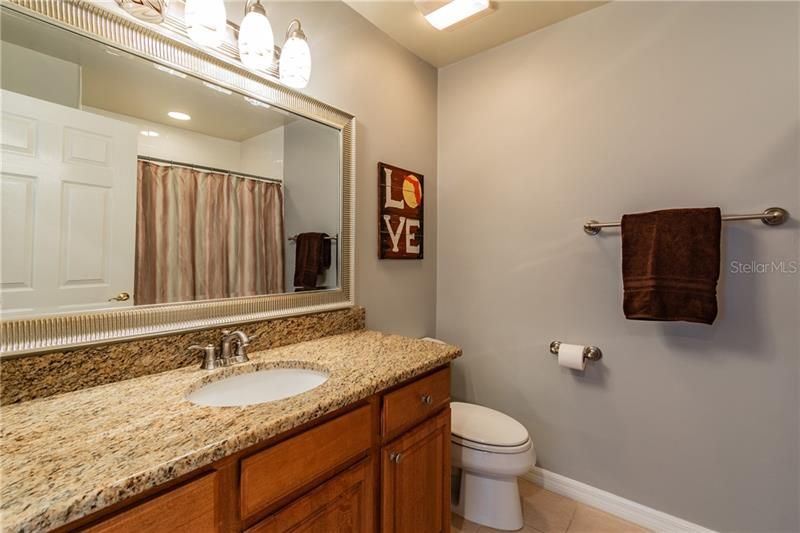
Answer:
xmin=451 ymin=402 xmax=531 ymax=454
xmin=452 ymin=434 xmax=533 ymax=454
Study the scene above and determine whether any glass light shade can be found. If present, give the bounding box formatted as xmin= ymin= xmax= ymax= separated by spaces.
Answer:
xmin=238 ymin=10 xmax=274 ymax=70
xmin=279 ymin=35 xmax=311 ymax=89
xmin=184 ymin=0 xmax=227 ymax=48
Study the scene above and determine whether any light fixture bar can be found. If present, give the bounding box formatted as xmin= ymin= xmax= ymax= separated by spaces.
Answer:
xmin=423 ymin=0 xmax=491 ymax=30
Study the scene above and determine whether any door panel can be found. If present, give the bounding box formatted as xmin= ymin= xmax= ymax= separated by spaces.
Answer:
xmin=59 ymin=181 xmax=111 ymax=287
xmin=63 ymin=127 xmax=112 ymax=166
xmin=0 ymin=112 xmax=36 ymax=156
xmin=0 ymin=173 xmax=36 ymax=292
xmin=0 ymin=89 xmax=137 ymax=316
xmin=381 ymin=409 xmax=451 ymax=533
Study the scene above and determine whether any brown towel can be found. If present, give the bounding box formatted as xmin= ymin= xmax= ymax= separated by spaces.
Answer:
xmin=293 ymin=233 xmax=331 ymax=289
xmin=621 ymin=207 xmax=722 ymax=324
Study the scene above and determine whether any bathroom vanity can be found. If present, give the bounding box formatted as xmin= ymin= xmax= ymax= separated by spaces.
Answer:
xmin=0 ymin=331 xmax=460 ymax=532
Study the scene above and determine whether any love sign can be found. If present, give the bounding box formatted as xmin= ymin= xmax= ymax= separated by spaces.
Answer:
xmin=378 ymin=162 xmax=424 ymax=259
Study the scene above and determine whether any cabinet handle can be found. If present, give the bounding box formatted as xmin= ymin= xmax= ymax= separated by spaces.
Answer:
xmin=420 ymin=394 xmax=433 ymax=405
xmin=389 ymin=452 xmax=403 ymax=464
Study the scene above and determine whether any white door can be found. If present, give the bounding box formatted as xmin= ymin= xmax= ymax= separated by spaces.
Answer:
xmin=1 ymin=89 xmax=138 ymax=317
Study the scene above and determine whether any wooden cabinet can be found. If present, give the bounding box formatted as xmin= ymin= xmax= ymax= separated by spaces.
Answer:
xmin=83 ymin=473 xmax=218 ymax=533
xmin=381 ymin=409 xmax=451 ymax=533
xmin=68 ymin=365 xmax=451 ymax=533
xmin=382 ymin=367 xmax=450 ymax=440
xmin=240 ymin=405 xmax=373 ymax=521
xmin=246 ymin=459 xmax=375 ymax=533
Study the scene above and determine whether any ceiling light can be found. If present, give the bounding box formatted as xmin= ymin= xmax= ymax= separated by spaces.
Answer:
xmin=244 ymin=96 xmax=271 ymax=109
xmin=167 ymin=111 xmax=191 ymax=121
xmin=279 ymin=19 xmax=311 ymax=89
xmin=238 ymin=0 xmax=274 ymax=71
xmin=154 ymin=64 xmax=187 ymax=78
xmin=203 ymin=81 xmax=232 ymax=95
xmin=422 ymin=0 xmax=492 ymax=30
xmin=184 ymin=0 xmax=227 ymax=48
xmin=140 ymin=130 xmax=160 ymax=137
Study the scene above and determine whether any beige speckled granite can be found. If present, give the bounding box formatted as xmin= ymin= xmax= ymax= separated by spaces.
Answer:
xmin=0 ymin=330 xmax=460 ymax=533
xmin=0 ymin=307 xmax=365 ymax=405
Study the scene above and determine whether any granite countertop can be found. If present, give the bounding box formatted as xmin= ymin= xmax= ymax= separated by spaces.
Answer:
xmin=0 ymin=330 xmax=461 ymax=533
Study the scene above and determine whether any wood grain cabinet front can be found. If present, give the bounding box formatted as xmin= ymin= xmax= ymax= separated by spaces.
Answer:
xmin=240 ymin=405 xmax=373 ymax=522
xmin=381 ymin=409 xmax=451 ymax=533
xmin=382 ymin=367 xmax=450 ymax=440
xmin=83 ymin=472 xmax=218 ymax=533
xmin=246 ymin=458 xmax=375 ymax=533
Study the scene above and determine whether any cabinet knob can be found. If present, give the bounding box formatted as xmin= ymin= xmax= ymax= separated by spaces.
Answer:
xmin=389 ymin=452 xmax=403 ymax=464
xmin=420 ymin=394 xmax=433 ymax=405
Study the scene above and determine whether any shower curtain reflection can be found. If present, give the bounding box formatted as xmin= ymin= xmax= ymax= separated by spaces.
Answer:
xmin=134 ymin=160 xmax=284 ymax=305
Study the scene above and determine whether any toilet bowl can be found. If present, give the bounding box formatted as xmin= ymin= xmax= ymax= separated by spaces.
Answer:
xmin=451 ymin=401 xmax=535 ymax=531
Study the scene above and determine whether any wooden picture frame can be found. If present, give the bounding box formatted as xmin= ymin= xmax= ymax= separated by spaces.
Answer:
xmin=378 ymin=162 xmax=424 ymax=260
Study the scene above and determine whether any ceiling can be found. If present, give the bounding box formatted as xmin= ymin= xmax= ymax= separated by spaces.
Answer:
xmin=344 ymin=1 xmax=607 ymax=67
xmin=1 ymin=9 xmax=293 ymax=141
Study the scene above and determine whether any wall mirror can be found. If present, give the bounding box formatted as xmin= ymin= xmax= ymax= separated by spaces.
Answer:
xmin=0 ymin=1 xmax=355 ymax=356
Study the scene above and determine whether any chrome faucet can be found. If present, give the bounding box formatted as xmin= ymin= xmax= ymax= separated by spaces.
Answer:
xmin=188 ymin=330 xmax=252 ymax=370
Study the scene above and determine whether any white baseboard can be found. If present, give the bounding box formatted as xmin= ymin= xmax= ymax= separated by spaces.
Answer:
xmin=522 ymin=467 xmax=715 ymax=533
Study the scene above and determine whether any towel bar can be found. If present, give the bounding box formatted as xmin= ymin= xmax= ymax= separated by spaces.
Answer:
xmin=288 ymin=234 xmax=339 ymax=242
xmin=584 ymin=207 xmax=788 ymax=235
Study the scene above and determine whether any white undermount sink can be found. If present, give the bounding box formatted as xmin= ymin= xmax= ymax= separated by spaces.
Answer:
xmin=186 ymin=368 xmax=329 ymax=407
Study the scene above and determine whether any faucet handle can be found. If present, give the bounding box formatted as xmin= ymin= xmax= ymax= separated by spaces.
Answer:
xmin=189 ymin=344 xmax=220 ymax=370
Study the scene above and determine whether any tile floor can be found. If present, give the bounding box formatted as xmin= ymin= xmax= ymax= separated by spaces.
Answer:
xmin=452 ymin=478 xmax=650 ymax=533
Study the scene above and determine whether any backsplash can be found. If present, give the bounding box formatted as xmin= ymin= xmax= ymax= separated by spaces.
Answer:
xmin=0 ymin=307 xmax=365 ymax=405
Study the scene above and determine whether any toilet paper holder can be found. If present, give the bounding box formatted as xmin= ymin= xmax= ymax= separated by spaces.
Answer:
xmin=549 ymin=341 xmax=603 ymax=362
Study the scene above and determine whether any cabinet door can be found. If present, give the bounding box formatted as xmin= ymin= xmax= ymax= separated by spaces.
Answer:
xmin=247 ymin=458 xmax=375 ymax=533
xmin=381 ymin=408 xmax=450 ymax=533
xmin=84 ymin=473 xmax=218 ymax=533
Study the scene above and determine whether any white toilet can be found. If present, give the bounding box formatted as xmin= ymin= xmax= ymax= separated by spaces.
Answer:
xmin=451 ymin=401 xmax=535 ymax=531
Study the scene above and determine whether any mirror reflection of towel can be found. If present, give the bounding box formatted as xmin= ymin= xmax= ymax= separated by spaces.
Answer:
xmin=293 ymin=233 xmax=331 ymax=289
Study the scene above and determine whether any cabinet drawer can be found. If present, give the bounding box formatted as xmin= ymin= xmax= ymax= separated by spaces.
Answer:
xmin=84 ymin=473 xmax=217 ymax=533
xmin=240 ymin=405 xmax=373 ymax=521
xmin=246 ymin=458 xmax=374 ymax=533
xmin=382 ymin=367 xmax=450 ymax=438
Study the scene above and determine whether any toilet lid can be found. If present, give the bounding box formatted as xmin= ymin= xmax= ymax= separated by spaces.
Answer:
xmin=451 ymin=402 xmax=529 ymax=447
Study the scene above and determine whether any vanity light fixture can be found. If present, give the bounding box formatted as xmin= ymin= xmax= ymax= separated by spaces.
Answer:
xmin=185 ymin=0 xmax=227 ymax=48
xmin=238 ymin=0 xmax=274 ymax=71
xmin=203 ymin=81 xmax=233 ymax=95
xmin=420 ymin=0 xmax=493 ymax=30
xmin=140 ymin=130 xmax=160 ymax=137
xmin=167 ymin=111 xmax=191 ymax=121
xmin=279 ymin=19 xmax=311 ymax=89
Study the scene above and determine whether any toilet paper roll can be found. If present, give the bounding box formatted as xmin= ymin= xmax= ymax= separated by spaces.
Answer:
xmin=558 ymin=343 xmax=586 ymax=370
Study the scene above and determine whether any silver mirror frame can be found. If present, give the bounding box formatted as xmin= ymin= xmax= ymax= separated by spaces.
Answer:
xmin=0 ymin=0 xmax=355 ymax=357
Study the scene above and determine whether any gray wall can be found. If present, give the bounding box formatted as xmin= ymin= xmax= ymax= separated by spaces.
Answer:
xmin=227 ymin=2 xmax=438 ymax=336
xmin=437 ymin=2 xmax=799 ymax=531
xmin=283 ymin=119 xmax=340 ymax=289
xmin=1 ymin=41 xmax=80 ymax=108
